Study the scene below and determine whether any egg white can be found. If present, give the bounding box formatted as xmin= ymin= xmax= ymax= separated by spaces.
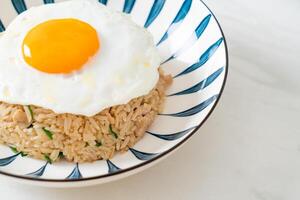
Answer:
xmin=0 ymin=0 xmax=160 ymax=116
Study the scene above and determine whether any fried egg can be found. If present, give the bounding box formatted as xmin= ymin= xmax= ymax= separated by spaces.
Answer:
xmin=0 ymin=0 xmax=160 ymax=116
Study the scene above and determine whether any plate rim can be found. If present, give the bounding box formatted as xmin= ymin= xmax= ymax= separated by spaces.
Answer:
xmin=0 ymin=0 xmax=229 ymax=183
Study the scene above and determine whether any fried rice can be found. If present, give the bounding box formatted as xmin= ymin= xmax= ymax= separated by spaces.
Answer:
xmin=0 ymin=70 xmax=172 ymax=163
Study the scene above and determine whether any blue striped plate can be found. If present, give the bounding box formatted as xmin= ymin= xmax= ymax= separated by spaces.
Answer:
xmin=0 ymin=0 xmax=228 ymax=187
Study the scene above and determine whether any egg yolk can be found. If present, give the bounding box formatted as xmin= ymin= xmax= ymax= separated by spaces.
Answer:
xmin=22 ymin=19 xmax=100 ymax=74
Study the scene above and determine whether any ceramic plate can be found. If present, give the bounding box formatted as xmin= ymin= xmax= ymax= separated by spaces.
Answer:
xmin=0 ymin=0 xmax=228 ymax=187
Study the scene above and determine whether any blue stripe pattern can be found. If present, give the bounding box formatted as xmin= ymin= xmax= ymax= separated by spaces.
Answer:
xmin=0 ymin=20 xmax=5 ymax=32
xmin=11 ymin=0 xmax=27 ymax=14
xmin=147 ymin=127 xmax=196 ymax=141
xmin=98 ymin=0 xmax=108 ymax=5
xmin=162 ymin=14 xmax=211 ymax=64
xmin=129 ymin=148 xmax=158 ymax=160
xmin=144 ymin=0 xmax=165 ymax=28
xmin=169 ymin=67 xmax=224 ymax=96
xmin=123 ymin=0 xmax=136 ymax=14
xmin=160 ymin=95 xmax=218 ymax=117
xmin=0 ymin=154 xmax=19 ymax=167
xmin=43 ymin=0 xmax=54 ymax=4
xmin=157 ymin=0 xmax=192 ymax=45
xmin=27 ymin=162 xmax=48 ymax=177
xmin=194 ymin=14 xmax=211 ymax=37
xmin=107 ymin=160 xmax=121 ymax=173
xmin=175 ymin=38 xmax=223 ymax=77
xmin=66 ymin=163 xmax=82 ymax=179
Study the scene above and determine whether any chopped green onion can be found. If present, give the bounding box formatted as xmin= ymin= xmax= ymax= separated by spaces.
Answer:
xmin=27 ymin=105 xmax=34 ymax=120
xmin=44 ymin=154 xmax=52 ymax=164
xmin=27 ymin=124 xmax=33 ymax=129
xmin=58 ymin=152 xmax=64 ymax=159
xmin=20 ymin=152 xmax=28 ymax=157
xmin=42 ymin=128 xmax=53 ymax=140
xmin=9 ymin=146 xmax=18 ymax=154
xmin=109 ymin=125 xmax=118 ymax=139
xmin=95 ymin=141 xmax=102 ymax=147
xmin=24 ymin=105 xmax=34 ymax=128
xmin=9 ymin=146 xmax=27 ymax=157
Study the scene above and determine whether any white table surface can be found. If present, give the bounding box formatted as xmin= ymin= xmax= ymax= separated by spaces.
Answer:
xmin=1 ymin=0 xmax=300 ymax=199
